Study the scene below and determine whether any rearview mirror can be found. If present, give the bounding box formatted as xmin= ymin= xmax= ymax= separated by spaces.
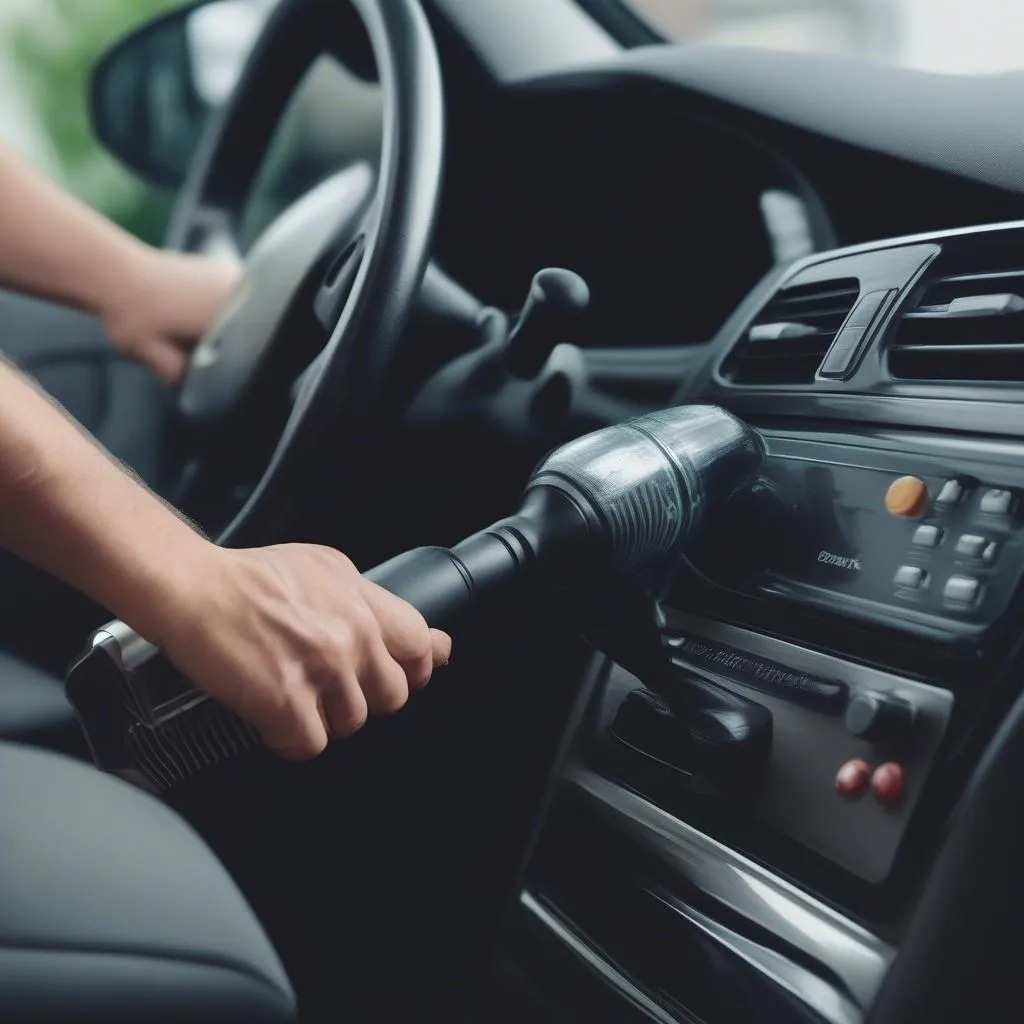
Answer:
xmin=90 ymin=0 xmax=272 ymax=189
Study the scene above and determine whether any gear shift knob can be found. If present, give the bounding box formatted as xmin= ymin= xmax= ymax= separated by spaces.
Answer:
xmin=503 ymin=267 xmax=590 ymax=379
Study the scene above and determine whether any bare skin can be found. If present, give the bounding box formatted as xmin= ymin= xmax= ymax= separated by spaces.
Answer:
xmin=0 ymin=143 xmax=451 ymax=758
xmin=0 ymin=142 xmax=237 ymax=384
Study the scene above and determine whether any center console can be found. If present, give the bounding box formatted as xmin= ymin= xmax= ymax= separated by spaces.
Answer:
xmin=496 ymin=221 xmax=1024 ymax=1024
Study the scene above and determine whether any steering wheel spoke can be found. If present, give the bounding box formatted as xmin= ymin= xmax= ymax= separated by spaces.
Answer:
xmin=168 ymin=202 xmax=242 ymax=263
xmin=313 ymin=230 xmax=367 ymax=331
xmin=165 ymin=0 xmax=444 ymax=546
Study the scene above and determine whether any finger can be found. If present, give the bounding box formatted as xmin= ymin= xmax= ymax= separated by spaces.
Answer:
xmin=358 ymin=632 xmax=412 ymax=716
xmin=142 ymin=339 xmax=190 ymax=385
xmin=256 ymin=687 xmax=329 ymax=761
xmin=430 ymin=628 xmax=453 ymax=669
xmin=359 ymin=582 xmax=436 ymax=689
xmin=321 ymin=676 xmax=369 ymax=739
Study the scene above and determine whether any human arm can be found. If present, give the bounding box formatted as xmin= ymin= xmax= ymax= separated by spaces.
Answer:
xmin=0 ymin=358 xmax=450 ymax=758
xmin=0 ymin=142 xmax=237 ymax=383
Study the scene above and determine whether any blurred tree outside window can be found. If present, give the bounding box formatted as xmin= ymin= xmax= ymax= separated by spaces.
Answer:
xmin=4 ymin=0 xmax=190 ymax=245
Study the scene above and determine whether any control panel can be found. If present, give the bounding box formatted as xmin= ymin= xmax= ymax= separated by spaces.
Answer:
xmin=678 ymin=430 xmax=1024 ymax=646
xmin=593 ymin=613 xmax=954 ymax=883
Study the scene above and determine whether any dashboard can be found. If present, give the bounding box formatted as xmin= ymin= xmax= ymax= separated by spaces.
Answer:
xmin=491 ymin=218 xmax=1024 ymax=1022
xmin=392 ymin=23 xmax=1024 ymax=1022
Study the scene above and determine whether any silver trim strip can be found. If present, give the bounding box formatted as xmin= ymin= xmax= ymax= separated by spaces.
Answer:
xmin=92 ymin=622 xmax=154 ymax=666
xmin=773 ymin=218 xmax=1024 ymax=291
xmin=565 ymin=766 xmax=895 ymax=1020
xmin=519 ymin=891 xmax=689 ymax=1024
xmin=649 ymin=890 xmax=860 ymax=1024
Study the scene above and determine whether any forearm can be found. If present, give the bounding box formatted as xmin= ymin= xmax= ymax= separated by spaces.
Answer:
xmin=0 ymin=142 xmax=153 ymax=317
xmin=0 ymin=360 xmax=210 ymax=641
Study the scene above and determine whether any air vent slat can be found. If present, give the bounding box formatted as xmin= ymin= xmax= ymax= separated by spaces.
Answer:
xmin=938 ymin=270 xmax=1024 ymax=285
xmin=904 ymin=293 xmax=1024 ymax=320
xmin=896 ymin=343 xmax=1024 ymax=354
xmin=742 ymin=338 xmax=836 ymax=359
xmin=772 ymin=285 xmax=863 ymax=305
xmin=889 ymin=258 xmax=1024 ymax=382
xmin=723 ymin=278 xmax=859 ymax=385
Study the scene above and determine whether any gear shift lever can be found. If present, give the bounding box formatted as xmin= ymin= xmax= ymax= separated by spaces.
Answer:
xmin=66 ymin=406 xmax=762 ymax=790
xmin=503 ymin=268 xmax=590 ymax=379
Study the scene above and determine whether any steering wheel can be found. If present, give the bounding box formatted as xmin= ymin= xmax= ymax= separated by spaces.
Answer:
xmin=165 ymin=0 xmax=443 ymax=546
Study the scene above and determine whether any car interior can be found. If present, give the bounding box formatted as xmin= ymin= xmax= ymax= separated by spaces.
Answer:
xmin=3 ymin=0 xmax=1024 ymax=1021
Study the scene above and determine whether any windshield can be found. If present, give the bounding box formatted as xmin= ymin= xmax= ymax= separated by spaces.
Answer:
xmin=623 ymin=0 xmax=1024 ymax=75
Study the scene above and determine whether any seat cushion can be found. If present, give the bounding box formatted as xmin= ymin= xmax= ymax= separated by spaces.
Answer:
xmin=0 ymin=649 xmax=82 ymax=754
xmin=0 ymin=742 xmax=296 ymax=1023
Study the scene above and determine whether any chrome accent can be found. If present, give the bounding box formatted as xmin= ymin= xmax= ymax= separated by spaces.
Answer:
xmin=773 ymin=218 xmax=1024 ymax=288
xmin=519 ymin=891 xmax=686 ymax=1024
xmin=565 ymin=766 xmax=895 ymax=1021
xmin=92 ymin=621 xmax=157 ymax=668
xmin=649 ymin=890 xmax=860 ymax=1024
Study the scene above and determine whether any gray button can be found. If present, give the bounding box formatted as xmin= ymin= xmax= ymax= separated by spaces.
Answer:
xmin=983 ymin=542 xmax=999 ymax=564
xmin=936 ymin=480 xmax=964 ymax=505
xmin=980 ymin=489 xmax=1013 ymax=515
xmin=944 ymin=575 xmax=981 ymax=606
xmin=912 ymin=525 xmax=942 ymax=548
xmin=818 ymin=325 xmax=867 ymax=379
xmin=846 ymin=289 xmax=895 ymax=328
xmin=956 ymin=534 xmax=988 ymax=558
xmin=894 ymin=565 xmax=925 ymax=589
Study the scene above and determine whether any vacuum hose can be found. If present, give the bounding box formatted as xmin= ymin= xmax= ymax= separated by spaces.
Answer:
xmin=65 ymin=405 xmax=762 ymax=790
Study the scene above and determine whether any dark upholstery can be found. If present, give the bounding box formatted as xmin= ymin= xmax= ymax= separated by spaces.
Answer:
xmin=0 ymin=742 xmax=296 ymax=1023
xmin=0 ymin=649 xmax=80 ymax=754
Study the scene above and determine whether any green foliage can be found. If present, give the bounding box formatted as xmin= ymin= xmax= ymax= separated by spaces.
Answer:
xmin=7 ymin=0 xmax=189 ymax=244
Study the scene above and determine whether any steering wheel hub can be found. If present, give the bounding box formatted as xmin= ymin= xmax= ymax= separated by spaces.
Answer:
xmin=181 ymin=162 xmax=375 ymax=430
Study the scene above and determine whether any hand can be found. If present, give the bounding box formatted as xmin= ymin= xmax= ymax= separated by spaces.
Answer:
xmin=150 ymin=543 xmax=452 ymax=760
xmin=102 ymin=249 xmax=240 ymax=385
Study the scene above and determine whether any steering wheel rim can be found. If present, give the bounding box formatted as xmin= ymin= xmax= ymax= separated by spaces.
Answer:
xmin=166 ymin=0 xmax=444 ymax=546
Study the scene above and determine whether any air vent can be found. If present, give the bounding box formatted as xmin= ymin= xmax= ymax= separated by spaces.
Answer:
xmin=722 ymin=279 xmax=860 ymax=384
xmin=890 ymin=269 xmax=1024 ymax=381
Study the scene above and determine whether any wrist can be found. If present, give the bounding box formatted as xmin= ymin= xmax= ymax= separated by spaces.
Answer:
xmin=107 ymin=513 xmax=219 ymax=647
xmin=90 ymin=236 xmax=160 ymax=327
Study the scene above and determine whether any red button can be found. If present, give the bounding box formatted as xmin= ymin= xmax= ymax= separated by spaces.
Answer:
xmin=871 ymin=762 xmax=905 ymax=806
xmin=835 ymin=759 xmax=871 ymax=799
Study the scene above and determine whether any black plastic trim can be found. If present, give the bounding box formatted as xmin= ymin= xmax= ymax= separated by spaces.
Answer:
xmin=573 ymin=0 xmax=662 ymax=47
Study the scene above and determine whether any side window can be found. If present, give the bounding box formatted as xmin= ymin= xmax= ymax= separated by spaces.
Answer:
xmin=4 ymin=1 xmax=193 ymax=244
xmin=620 ymin=1 xmax=897 ymax=62
xmin=619 ymin=1 xmax=1024 ymax=74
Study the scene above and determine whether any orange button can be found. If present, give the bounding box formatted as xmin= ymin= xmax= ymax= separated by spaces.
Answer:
xmin=885 ymin=476 xmax=928 ymax=518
